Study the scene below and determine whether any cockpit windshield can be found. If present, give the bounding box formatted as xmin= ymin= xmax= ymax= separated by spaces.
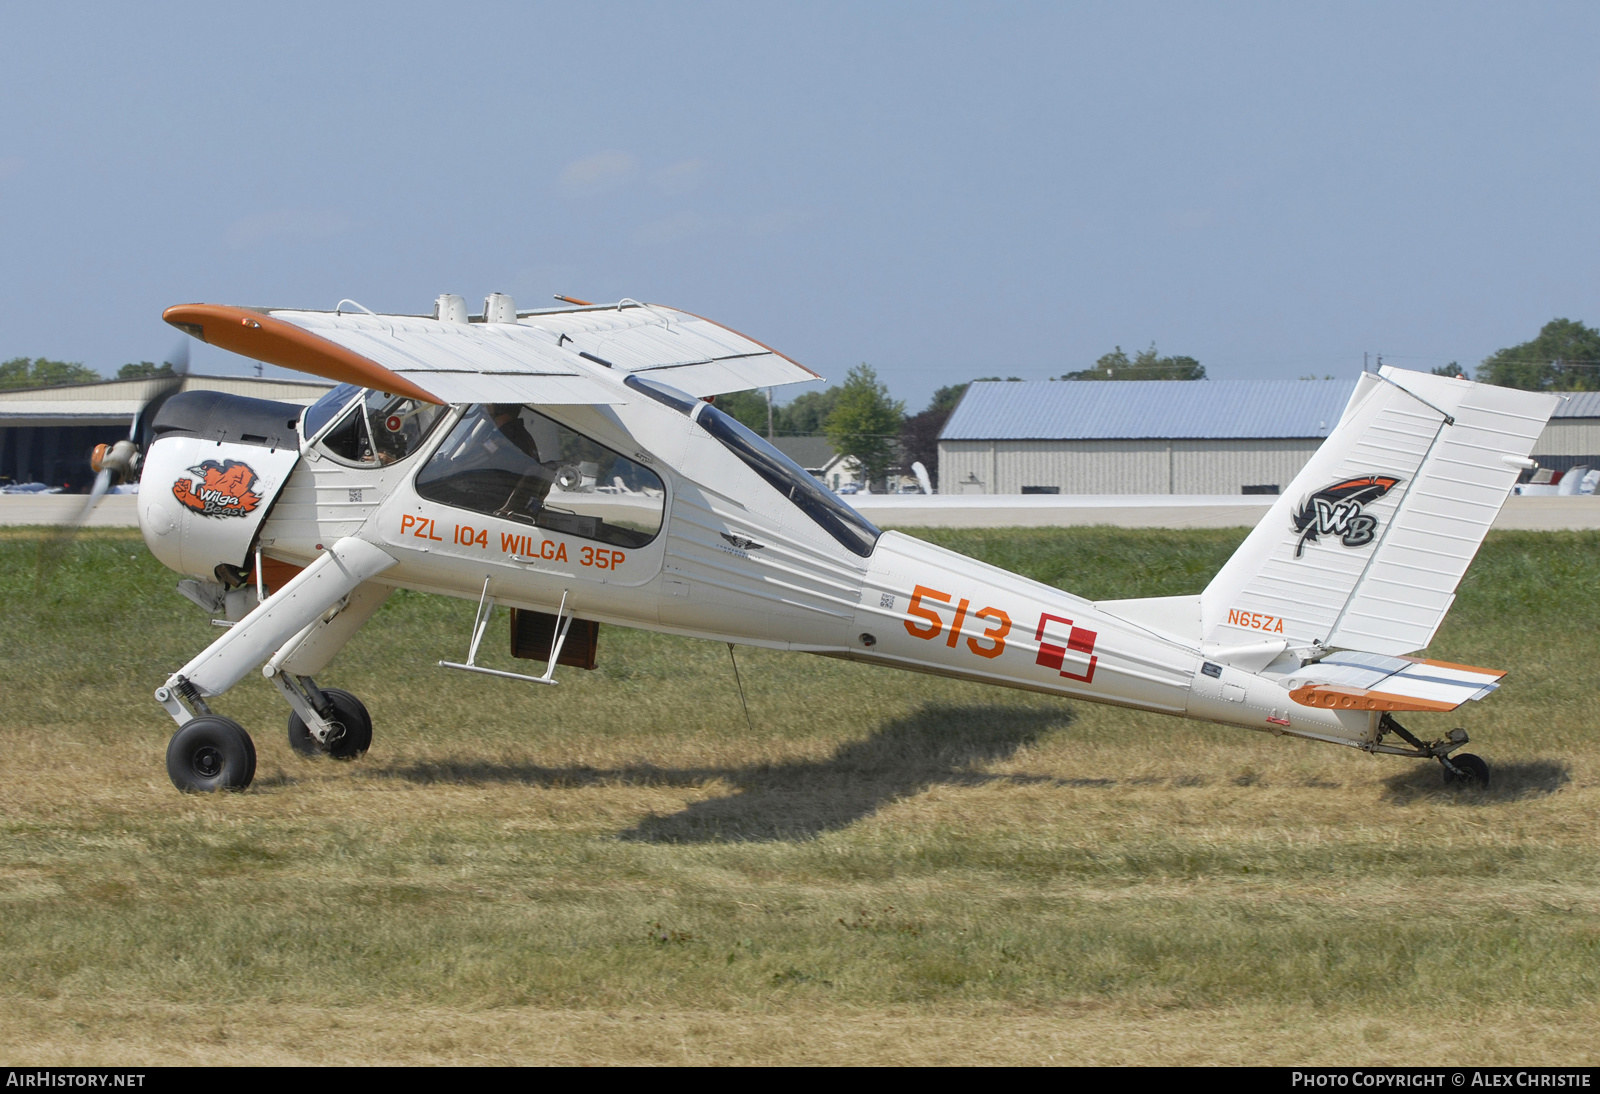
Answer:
xmin=303 ymin=383 xmax=362 ymax=440
xmin=624 ymin=375 xmax=881 ymax=558
xmin=304 ymin=385 xmax=446 ymax=466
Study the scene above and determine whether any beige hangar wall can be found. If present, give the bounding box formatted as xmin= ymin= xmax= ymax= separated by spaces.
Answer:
xmin=938 ymin=438 xmax=1325 ymax=495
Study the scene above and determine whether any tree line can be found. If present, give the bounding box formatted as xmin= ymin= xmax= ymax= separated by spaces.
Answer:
xmin=1439 ymin=317 xmax=1600 ymax=391
xmin=0 ymin=358 xmax=174 ymax=389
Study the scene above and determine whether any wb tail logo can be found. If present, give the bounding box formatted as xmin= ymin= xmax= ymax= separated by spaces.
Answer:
xmin=173 ymin=459 xmax=263 ymax=518
xmin=1292 ymin=475 xmax=1401 ymax=558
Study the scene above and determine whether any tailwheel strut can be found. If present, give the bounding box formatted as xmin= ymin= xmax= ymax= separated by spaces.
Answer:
xmin=1378 ymin=713 xmax=1488 ymax=788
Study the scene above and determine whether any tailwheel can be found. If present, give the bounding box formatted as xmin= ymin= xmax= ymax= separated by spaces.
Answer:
xmin=1443 ymin=752 xmax=1489 ymax=789
xmin=287 ymin=688 xmax=372 ymax=761
xmin=167 ymin=716 xmax=257 ymax=792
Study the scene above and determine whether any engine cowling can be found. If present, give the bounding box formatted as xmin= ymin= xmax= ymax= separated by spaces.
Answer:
xmin=137 ymin=391 xmax=305 ymax=581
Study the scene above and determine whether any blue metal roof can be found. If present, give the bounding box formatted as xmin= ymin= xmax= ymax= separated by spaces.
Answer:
xmin=940 ymin=379 xmax=1359 ymax=442
xmin=1554 ymin=391 xmax=1600 ymax=418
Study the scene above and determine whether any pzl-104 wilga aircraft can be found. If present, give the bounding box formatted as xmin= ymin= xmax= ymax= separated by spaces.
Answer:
xmin=87 ymin=293 xmax=1558 ymax=793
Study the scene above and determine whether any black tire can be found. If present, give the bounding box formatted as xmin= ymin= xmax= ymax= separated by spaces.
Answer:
xmin=286 ymin=688 xmax=372 ymax=761
xmin=1445 ymin=752 xmax=1489 ymax=789
xmin=167 ymin=716 xmax=256 ymax=792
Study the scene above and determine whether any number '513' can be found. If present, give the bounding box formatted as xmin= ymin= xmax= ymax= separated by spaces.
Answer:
xmin=903 ymin=585 xmax=1010 ymax=658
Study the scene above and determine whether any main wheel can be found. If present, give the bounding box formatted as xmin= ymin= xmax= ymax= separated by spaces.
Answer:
xmin=1445 ymin=752 xmax=1489 ymax=789
xmin=287 ymin=688 xmax=372 ymax=761
xmin=167 ymin=716 xmax=256 ymax=792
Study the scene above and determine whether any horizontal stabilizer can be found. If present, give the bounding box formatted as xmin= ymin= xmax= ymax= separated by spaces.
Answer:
xmin=1283 ymin=651 xmax=1504 ymax=713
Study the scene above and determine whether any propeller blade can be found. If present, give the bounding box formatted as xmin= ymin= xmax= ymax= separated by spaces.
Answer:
xmin=39 ymin=339 xmax=190 ymax=586
xmin=35 ymin=467 xmax=113 ymax=587
xmin=81 ymin=467 xmax=114 ymax=517
xmin=130 ymin=338 xmax=191 ymax=447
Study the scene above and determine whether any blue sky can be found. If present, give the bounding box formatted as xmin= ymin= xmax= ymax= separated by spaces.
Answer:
xmin=2 ymin=2 xmax=1597 ymax=410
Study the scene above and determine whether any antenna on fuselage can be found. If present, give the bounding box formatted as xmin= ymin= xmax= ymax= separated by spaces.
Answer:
xmin=726 ymin=644 xmax=755 ymax=734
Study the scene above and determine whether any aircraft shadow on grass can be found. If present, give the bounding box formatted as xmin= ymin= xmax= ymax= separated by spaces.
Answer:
xmin=379 ymin=703 xmax=1074 ymax=842
xmin=1379 ymin=758 xmax=1572 ymax=805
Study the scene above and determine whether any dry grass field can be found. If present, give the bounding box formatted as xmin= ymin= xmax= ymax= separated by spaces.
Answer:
xmin=1 ymin=527 xmax=1596 ymax=1066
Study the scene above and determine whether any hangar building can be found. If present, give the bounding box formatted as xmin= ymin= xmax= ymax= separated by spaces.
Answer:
xmin=0 ymin=374 xmax=333 ymax=491
xmin=937 ymin=378 xmax=1600 ymax=495
xmin=937 ymin=379 xmax=1356 ymax=495
xmin=1530 ymin=390 xmax=1600 ymax=473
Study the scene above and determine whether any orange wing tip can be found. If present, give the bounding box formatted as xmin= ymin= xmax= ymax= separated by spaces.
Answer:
xmin=1288 ymin=685 xmax=1459 ymax=713
xmin=162 ymin=303 xmax=443 ymax=406
xmin=1403 ymin=656 xmax=1507 ymax=679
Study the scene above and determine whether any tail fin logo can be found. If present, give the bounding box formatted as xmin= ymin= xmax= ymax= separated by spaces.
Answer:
xmin=1292 ymin=475 xmax=1401 ymax=558
xmin=173 ymin=459 xmax=263 ymax=518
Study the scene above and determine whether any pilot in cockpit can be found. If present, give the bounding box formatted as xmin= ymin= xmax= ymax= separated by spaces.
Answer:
xmin=487 ymin=404 xmax=561 ymax=518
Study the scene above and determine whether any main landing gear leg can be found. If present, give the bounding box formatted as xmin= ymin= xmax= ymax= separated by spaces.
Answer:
xmin=156 ymin=679 xmax=257 ymax=793
xmin=151 ymin=540 xmax=397 ymax=794
xmin=1378 ymin=713 xmax=1489 ymax=789
xmin=272 ymin=671 xmax=372 ymax=760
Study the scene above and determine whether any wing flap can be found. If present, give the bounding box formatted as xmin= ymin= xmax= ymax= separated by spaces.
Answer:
xmin=537 ymin=306 xmax=820 ymax=395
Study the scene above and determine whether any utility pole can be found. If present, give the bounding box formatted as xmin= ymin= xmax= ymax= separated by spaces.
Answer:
xmin=766 ymin=387 xmax=774 ymax=441
xmin=1363 ymin=351 xmax=1369 ymax=373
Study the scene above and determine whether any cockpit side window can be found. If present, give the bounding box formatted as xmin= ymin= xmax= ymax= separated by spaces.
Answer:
xmin=413 ymin=404 xmax=665 ymax=548
xmin=624 ymin=374 xmax=881 ymax=558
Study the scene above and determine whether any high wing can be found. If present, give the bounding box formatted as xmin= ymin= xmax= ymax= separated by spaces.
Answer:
xmin=163 ymin=300 xmax=820 ymax=405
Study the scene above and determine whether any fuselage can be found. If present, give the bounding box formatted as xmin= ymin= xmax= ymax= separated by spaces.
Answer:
xmin=137 ymin=380 xmax=1375 ymax=751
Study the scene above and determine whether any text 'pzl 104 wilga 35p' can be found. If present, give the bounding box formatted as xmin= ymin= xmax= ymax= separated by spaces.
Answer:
xmin=84 ymin=293 xmax=1557 ymax=793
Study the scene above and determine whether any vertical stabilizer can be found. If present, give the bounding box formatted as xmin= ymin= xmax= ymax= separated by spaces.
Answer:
xmin=1200 ymin=368 xmax=1558 ymax=657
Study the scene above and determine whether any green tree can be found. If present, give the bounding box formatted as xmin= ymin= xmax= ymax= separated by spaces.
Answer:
xmin=1431 ymin=362 xmax=1469 ymax=379
xmin=712 ymin=389 xmax=771 ymax=434
xmin=774 ymin=386 xmax=842 ymax=435
xmin=117 ymin=361 xmax=175 ymax=380
xmin=0 ymin=357 xmax=100 ymax=389
xmin=928 ymin=383 xmax=970 ymax=414
xmin=1061 ymin=343 xmax=1205 ymax=381
xmin=899 ymin=384 xmax=971 ymax=491
xmin=1477 ymin=319 xmax=1600 ymax=391
xmin=825 ymin=364 xmax=904 ymax=487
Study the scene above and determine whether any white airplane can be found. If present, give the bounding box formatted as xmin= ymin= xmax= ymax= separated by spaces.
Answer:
xmin=90 ymin=294 xmax=1559 ymax=793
